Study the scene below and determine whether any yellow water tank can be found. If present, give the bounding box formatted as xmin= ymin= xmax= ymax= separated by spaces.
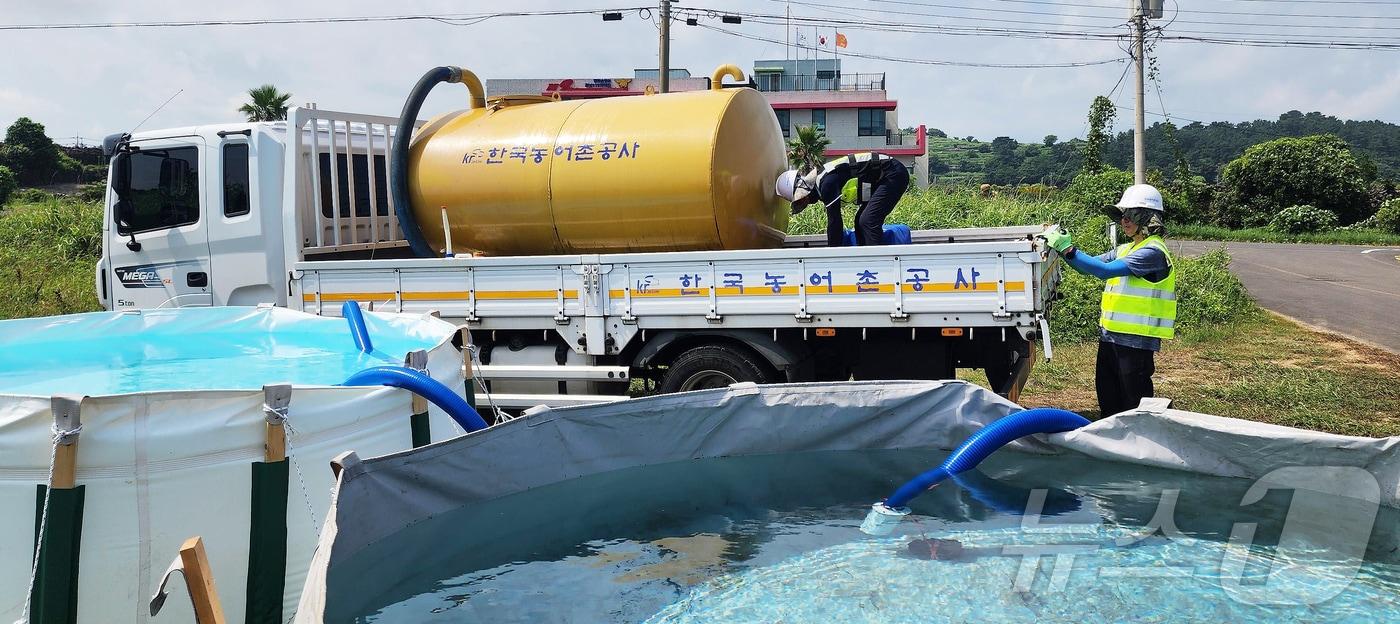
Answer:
xmin=407 ymin=65 xmax=789 ymax=256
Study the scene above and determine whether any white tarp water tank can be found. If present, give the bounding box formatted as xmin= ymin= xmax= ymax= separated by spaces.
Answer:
xmin=0 ymin=306 xmax=470 ymax=624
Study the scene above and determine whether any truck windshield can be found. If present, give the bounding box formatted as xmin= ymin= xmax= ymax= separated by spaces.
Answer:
xmin=117 ymin=146 xmax=200 ymax=234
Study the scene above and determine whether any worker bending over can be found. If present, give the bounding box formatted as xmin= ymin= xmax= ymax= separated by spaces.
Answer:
xmin=776 ymin=152 xmax=911 ymax=247
xmin=1039 ymin=184 xmax=1176 ymax=418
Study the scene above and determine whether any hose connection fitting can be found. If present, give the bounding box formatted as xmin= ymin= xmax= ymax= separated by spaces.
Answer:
xmin=859 ymin=502 xmax=911 ymax=536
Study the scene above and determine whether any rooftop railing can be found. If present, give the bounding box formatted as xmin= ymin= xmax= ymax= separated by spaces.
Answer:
xmin=755 ymin=72 xmax=886 ymax=92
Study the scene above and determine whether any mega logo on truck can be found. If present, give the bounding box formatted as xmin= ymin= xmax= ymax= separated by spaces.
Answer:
xmin=114 ymin=261 xmax=195 ymax=288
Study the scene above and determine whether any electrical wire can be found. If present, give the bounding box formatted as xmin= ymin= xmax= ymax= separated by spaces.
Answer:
xmin=699 ymin=23 xmax=1126 ymax=67
xmin=712 ymin=6 xmax=1400 ymax=49
xmin=0 ymin=7 xmax=651 ymax=30
xmin=802 ymin=0 xmax=1400 ymax=34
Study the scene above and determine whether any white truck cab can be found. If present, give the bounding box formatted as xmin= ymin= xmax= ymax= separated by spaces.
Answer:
xmin=100 ymin=123 xmax=290 ymax=310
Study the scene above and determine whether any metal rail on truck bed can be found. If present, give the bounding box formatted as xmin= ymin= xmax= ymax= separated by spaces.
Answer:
xmin=293 ymin=227 xmax=1060 ymax=358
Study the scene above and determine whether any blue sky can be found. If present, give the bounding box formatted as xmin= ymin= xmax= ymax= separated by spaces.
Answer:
xmin=3 ymin=0 xmax=1398 ymax=146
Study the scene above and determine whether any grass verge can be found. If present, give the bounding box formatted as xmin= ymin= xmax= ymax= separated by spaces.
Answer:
xmin=964 ymin=313 xmax=1400 ymax=438
xmin=0 ymin=198 xmax=103 ymax=319
xmin=1174 ymin=223 xmax=1400 ymax=246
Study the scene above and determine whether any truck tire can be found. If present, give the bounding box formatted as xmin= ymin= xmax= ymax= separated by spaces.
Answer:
xmin=659 ymin=344 xmax=777 ymax=393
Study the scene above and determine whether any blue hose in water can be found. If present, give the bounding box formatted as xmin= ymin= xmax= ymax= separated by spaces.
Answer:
xmin=342 ymin=366 xmax=489 ymax=433
xmin=342 ymin=301 xmax=374 ymax=353
xmin=884 ymin=407 xmax=1090 ymax=508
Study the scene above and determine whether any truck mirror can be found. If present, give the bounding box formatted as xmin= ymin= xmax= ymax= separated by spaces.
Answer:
xmin=112 ymin=151 xmax=131 ymax=198
xmin=115 ymin=199 xmax=142 ymax=251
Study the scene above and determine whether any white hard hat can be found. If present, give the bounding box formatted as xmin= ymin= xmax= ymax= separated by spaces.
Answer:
xmin=776 ymin=169 xmax=817 ymax=203
xmin=776 ymin=169 xmax=800 ymax=201
xmin=1114 ymin=184 xmax=1165 ymax=213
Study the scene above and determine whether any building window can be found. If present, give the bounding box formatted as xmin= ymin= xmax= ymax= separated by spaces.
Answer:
xmin=223 ymin=143 xmax=250 ymax=217
xmin=858 ymin=108 xmax=886 ymax=137
xmin=816 ymin=70 xmax=836 ymax=80
xmin=811 ymin=109 xmax=826 ymax=132
xmin=776 ymin=109 xmax=790 ymax=137
xmin=759 ymin=73 xmax=781 ymax=91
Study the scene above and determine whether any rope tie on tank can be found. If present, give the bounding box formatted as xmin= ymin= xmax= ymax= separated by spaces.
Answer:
xmin=16 ymin=422 xmax=83 ymax=624
xmin=262 ymin=402 xmax=289 ymax=426
xmin=265 ymin=400 xmax=319 ymax=538
xmin=465 ymin=344 xmax=508 ymax=423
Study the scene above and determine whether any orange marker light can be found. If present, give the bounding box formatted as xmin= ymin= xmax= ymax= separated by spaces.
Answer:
xmin=815 ymin=328 xmax=836 ymax=337
xmin=941 ymin=328 xmax=965 ymax=337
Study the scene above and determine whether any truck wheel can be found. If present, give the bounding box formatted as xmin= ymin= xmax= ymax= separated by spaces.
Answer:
xmin=659 ymin=345 xmax=776 ymax=393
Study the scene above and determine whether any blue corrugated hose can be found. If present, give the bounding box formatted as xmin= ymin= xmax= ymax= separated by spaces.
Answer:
xmin=883 ymin=407 xmax=1089 ymax=508
xmin=342 ymin=366 xmax=489 ymax=433
xmin=342 ymin=300 xmax=374 ymax=353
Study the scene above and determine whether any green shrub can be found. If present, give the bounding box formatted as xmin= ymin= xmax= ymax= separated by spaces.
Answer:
xmin=1173 ymin=248 xmax=1258 ymax=333
xmin=76 ymin=182 xmax=106 ymax=203
xmin=1166 ymin=174 xmax=1213 ymax=224
xmin=9 ymin=188 xmax=53 ymax=204
xmin=1375 ymin=198 xmax=1400 ymax=235
xmin=0 ymin=165 xmax=15 ymax=206
xmin=1212 ymin=134 xmax=1370 ymax=227
xmin=1062 ymin=168 xmax=1134 ymax=214
xmin=1269 ymin=204 xmax=1339 ymax=234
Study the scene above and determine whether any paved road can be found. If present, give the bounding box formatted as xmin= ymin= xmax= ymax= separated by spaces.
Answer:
xmin=1170 ymin=240 xmax=1400 ymax=353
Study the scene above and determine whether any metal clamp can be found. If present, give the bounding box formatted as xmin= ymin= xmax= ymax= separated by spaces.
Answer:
xmin=262 ymin=384 xmax=293 ymax=425
xmin=51 ymin=395 xmax=84 ymax=446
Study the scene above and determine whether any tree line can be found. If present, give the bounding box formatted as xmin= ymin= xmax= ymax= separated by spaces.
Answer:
xmin=930 ymin=110 xmax=1400 ymax=188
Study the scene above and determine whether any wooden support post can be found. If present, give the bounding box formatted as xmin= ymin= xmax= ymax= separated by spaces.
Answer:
xmin=264 ymin=423 xmax=286 ymax=463
xmin=178 ymin=537 xmax=227 ymax=624
xmin=405 ymin=350 xmax=431 ymax=446
xmin=51 ymin=444 xmax=78 ymax=489
xmin=262 ymin=385 xmax=292 ymax=462
xmin=51 ymin=395 xmax=83 ymax=489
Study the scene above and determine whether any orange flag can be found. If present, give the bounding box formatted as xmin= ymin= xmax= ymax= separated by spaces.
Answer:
xmin=835 ymin=32 xmax=848 ymax=48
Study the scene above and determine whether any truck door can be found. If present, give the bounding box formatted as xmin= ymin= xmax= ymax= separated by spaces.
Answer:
xmin=106 ymin=137 xmax=213 ymax=309
xmin=208 ymin=132 xmax=281 ymax=306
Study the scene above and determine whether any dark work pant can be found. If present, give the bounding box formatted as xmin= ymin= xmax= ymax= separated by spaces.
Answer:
xmin=854 ymin=160 xmax=910 ymax=246
xmin=1095 ymin=340 xmax=1155 ymax=417
xmin=826 ymin=159 xmax=911 ymax=247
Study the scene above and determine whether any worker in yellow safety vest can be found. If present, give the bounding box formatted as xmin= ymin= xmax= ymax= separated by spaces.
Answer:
xmin=775 ymin=152 xmax=911 ymax=247
xmin=1038 ymin=184 xmax=1176 ymax=417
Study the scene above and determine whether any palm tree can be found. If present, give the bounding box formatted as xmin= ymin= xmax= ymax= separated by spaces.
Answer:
xmin=238 ymin=85 xmax=292 ymax=122
xmin=787 ymin=124 xmax=831 ymax=173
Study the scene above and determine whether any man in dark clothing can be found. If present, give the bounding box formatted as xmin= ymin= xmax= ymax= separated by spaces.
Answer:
xmin=776 ymin=153 xmax=911 ymax=247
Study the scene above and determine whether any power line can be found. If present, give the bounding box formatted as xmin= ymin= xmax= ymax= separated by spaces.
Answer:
xmin=0 ymin=8 xmax=650 ymax=31
xmin=715 ymin=6 xmax=1400 ymax=49
xmin=831 ymin=0 xmax=1400 ymax=33
xmin=912 ymin=0 xmax=1400 ymax=18
xmin=1214 ymin=0 xmax=1400 ymax=5
xmin=779 ymin=0 xmax=1128 ymax=30
xmin=700 ymin=23 xmax=1126 ymax=67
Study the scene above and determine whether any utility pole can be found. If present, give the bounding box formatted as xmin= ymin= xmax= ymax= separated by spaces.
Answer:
xmin=659 ymin=0 xmax=671 ymax=93
xmin=1132 ymin=3 xmax=1146 ymax=185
